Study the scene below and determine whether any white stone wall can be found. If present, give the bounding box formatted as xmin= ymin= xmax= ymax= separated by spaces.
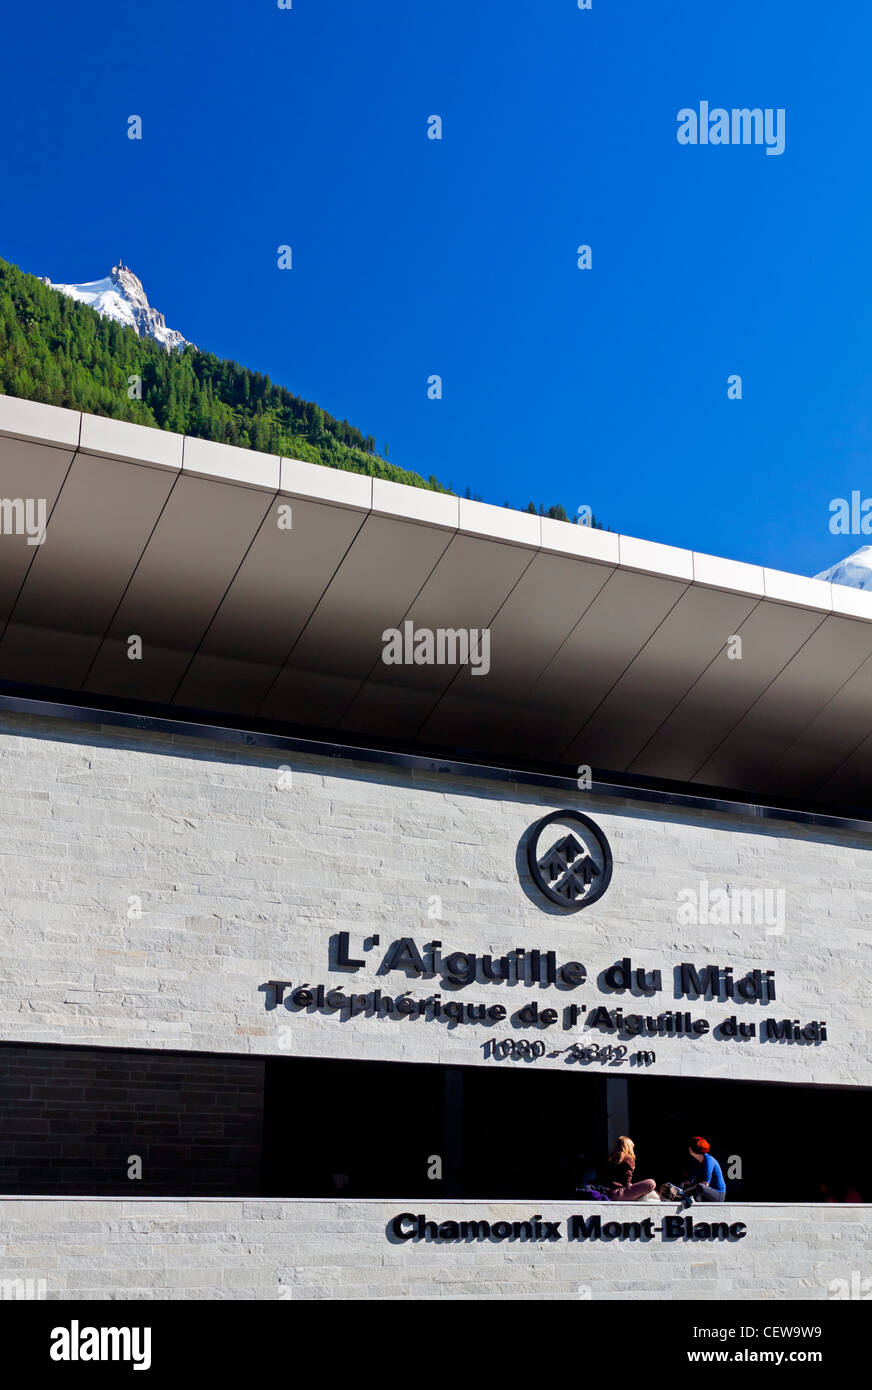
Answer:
xmin=0 ymin=710 xmax=868 ymax=1088
xmin=0 ymin=1198 xmax=866 ymax=1301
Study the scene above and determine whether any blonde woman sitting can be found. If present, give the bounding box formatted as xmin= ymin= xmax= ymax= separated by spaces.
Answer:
xmin=604 ymin=1136 xmax=657 ymax=1201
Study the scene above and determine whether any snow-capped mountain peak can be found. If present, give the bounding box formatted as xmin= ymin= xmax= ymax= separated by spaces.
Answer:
xmin=42 ymin=263 xmax=190 ymax=351
xmin=814 ymin=546 xmax=872 ymax=591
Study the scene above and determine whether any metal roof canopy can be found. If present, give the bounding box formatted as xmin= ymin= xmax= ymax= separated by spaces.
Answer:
xmin=2 ymin=394 xmax=872 ymax=812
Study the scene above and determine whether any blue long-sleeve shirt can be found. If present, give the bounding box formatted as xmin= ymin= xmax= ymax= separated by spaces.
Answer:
xmin=690 ymin=1154 xmax=726 ymax=1192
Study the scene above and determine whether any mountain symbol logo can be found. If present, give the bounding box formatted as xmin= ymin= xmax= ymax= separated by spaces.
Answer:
xmin=525 ymin=810 xmax=613 ymax=912
xmin=537 ymin=832 xmax=601 ymax=903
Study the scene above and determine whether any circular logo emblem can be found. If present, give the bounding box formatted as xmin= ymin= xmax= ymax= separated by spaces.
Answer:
xmin=526 ymin=810 xmax=613 ymax=911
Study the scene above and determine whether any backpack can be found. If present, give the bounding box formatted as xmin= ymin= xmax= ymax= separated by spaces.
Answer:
xmin=576 ymin=1184 xmax=610 ymax=1201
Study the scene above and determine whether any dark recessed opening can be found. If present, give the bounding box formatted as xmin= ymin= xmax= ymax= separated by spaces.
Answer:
xmin=0 ymin=1041 xmax=867 ymax=1201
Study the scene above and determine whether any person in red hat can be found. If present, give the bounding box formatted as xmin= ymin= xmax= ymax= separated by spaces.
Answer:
xmin=684 ymin=1135 xmax=726 ymax=1203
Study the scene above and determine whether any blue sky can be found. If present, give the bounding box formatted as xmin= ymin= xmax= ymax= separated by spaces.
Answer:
xmin=1 ymin=0 xmax=870 ymax=575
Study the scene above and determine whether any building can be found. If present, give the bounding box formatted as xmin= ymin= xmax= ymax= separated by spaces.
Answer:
xmin=0 ymin=394 xmax=868 ymax=1300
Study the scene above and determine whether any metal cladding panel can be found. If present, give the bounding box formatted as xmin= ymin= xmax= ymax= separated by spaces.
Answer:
xmin=257 ymin=513 xmax=456 ymax=726
xmin=174 ymin=495 xmax=366 ymax=714
xmin=693 ymin=614 xmax=872 ymax=791
xmin=418 ymin=550 xmax=615 ymax=753
xmin=0 ymin=453 xmax=177 ymax=688
xmin=82 ymin=474 xmax=275 ymax=702
xmin=561 ymin=585 xmax=759 ymax=771
xmin=339 ymin=532 xmax=536 ymax=739
xmin=1 ymin=403 xmax=872 ymax=808
xmin=0 ymin=438 xmax=75 ymax=628
xmin=506 ymin=569 xmax=690 ymax=758
xmin=627 ymin=601 xmax=826 ymax=783
xmin=758 ymin=652 xmax=872 ymax=798
xmin=820 ymin=725 xmax=872 ymax=803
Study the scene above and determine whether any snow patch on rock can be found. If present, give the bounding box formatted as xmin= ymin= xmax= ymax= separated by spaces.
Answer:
xmin=42 ymin=264 xmax=190 ymax=351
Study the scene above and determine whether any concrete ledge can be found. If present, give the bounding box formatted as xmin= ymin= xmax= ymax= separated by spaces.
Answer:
xmin=0 ymin=394 xmax=80 ymax=449
xmin=78 ymin=414 xmax=183 ymax=471
xmin=181 ymin=435 xmax=280 ymax=492
xmin=281 ymin=456 xmax=372 ymax=511
xmin=0 ymin=1195 xmax=865 ymax=1206
xmin=372 ymin=477 xmax=458 ymax=529
xmin=0 ymin=1199 xmax=867 ymax=1301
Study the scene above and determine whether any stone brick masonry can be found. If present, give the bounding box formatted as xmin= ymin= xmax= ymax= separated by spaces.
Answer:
xmin=0 ymin=1198 xmax=866 ymax=1301
xmin=0 ymin=709 xmax=867 ymax=1089
xmin=0 ymin=709 xmax=869 ymax=1300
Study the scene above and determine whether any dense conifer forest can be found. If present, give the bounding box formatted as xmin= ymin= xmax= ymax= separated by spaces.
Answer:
xmin=0 ymin=257 xmax=601 ymax=524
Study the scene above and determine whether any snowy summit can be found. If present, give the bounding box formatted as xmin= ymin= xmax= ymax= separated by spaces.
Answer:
xmin=814 ymin=546 xmax=872 ymax=591
xmin=41 ymin=263 xmax=190 ymax=351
